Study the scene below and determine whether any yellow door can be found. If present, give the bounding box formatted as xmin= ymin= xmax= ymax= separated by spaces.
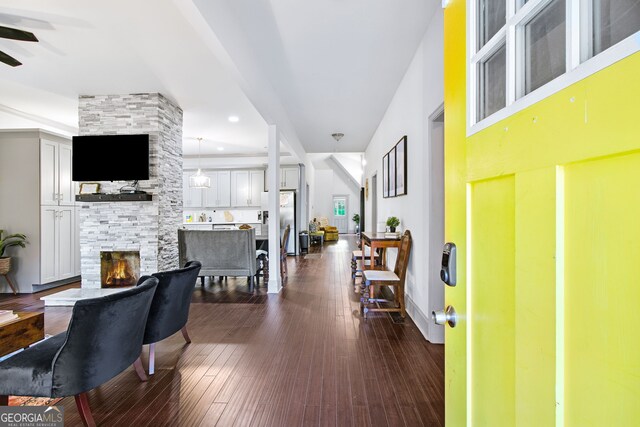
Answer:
xmin=444 ymin=2 xmax=640 ymax=426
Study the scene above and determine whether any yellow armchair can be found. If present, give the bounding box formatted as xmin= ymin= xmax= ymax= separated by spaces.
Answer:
xmin=317 ymin=217 xmax=339 ymax=241
xmin=321 ymin=226 xmax=339 ymax=241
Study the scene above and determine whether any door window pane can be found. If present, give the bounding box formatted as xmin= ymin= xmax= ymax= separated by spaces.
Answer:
xmin=478 ymin=43 xmax=507 ymax=120
xmin=592 ymin=0 xmax=640 ymax=56
xmin=524 ymin=0 xmax=566 ymax=95
xmin=479 ymin=0 xmax=507 ymax=48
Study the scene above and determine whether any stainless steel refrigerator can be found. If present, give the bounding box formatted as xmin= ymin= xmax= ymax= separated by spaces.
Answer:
xmin=279 ymin=190 xmax=296 ymax=254
xmin=261 ymin=190 xmax=297 ymax=255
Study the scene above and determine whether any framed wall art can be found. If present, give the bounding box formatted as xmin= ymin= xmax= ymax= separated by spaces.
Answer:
xmin=395 ymin=136 xmax=407 ymax=196
xmin=382 ymin=153 xmax=389 ymax=198
xmin=389 ymin=146 xmax=396 ymax=197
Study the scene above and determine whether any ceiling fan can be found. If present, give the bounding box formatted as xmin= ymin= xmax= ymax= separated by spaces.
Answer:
xmin=0 ymin=25 xmax=38 ymax=67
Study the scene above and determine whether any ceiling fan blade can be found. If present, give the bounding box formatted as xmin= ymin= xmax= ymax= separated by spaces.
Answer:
xmin=0 ymin=25 xmax=38 ymax=42
xmin=0 ymin=50 xmax=22 ymax=67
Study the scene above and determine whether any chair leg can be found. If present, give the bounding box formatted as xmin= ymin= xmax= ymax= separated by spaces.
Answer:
xmin=181 ymin=326 xmax=192 ymax=344
xmin=75 ymin=392 xmax=96 ymax=427
xmin=0 ymin=395 xmax=8 ymax=406
xmin=134 ymin=356 xmax=148 ymax=381
xmin=360 ymin=280 xmax=371 ymax=320
xmin=148 ymin=343 xmax=156 ymax=375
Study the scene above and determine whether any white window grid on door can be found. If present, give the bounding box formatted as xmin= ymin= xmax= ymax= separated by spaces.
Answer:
xmin=468 ymin=0 xmax=640 ymax=135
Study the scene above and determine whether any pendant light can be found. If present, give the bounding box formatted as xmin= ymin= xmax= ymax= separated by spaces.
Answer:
xmin=189 ymin=137 xmax=210 ymax=188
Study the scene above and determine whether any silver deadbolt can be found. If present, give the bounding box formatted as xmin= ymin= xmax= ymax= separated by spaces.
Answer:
xmin=432 ymin=306 xmax=457 ymax=328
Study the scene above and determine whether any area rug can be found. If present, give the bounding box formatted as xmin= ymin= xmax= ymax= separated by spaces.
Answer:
xmin=9 ymin=396 xmax=62 ymax=406
xmin=303 ymin=254 xmax=323 ymax=259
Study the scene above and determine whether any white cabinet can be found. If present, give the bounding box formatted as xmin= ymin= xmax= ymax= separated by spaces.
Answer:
xmin=40 ymin=206 xmax=75 ymax=283
xmin=183 ymin=172 xmax=203 ymax=208
xmin=41 ymin=140 xmax=74 ymax=206
xmin=185 ymin=169 xmax=263 ymax=208
xmin=231 ymin=171 xmax=250 ymax=207
xmin=231 ymin=170 xmax=263 ymax=207
xmin=0 ymin=131 xmax=80 ymax=292
xmin=203 ymin=171 xmax=231 ymax=207
xmin=281 ymin=167 xmax=299 ymax=189
xmin=249 ymin=170 xmax=264 ymax=207
xmin=264 ymin=166 xmax=299 ymax=191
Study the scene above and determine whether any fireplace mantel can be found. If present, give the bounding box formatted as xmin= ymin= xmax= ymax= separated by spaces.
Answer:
xmin=76 ymin=194 xmax=153 ymax=202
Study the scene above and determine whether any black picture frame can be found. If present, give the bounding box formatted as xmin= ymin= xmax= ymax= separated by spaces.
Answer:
xmin=389 ymin=146 xmax=396 ymax=197
xmin=395 ymin=136 xmax=407 ymax=196
xmin=382 ymin=153 xmax=389 ymax=198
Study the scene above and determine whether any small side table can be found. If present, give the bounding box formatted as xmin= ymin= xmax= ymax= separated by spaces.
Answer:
xmin=0 ymin=312 xmax=45 ymax=358
xmin=309 ymin=231 xmax=325 ymax=245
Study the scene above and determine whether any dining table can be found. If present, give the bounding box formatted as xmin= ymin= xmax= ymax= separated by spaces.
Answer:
xmin=360 ymin=231 xmax=402 ymax=270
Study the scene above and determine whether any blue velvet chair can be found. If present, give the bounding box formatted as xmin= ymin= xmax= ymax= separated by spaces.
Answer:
xmin=139 ymin=260 xmax=201 ymax=375
xmin=0 ymin=277 xmax=159 ymax=427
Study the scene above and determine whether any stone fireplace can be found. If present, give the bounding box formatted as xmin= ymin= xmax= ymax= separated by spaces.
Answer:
xmin=77 ymin=93 xmax=183 ymax=289
xmin=100 ymin=251 xmax=140 ymax=287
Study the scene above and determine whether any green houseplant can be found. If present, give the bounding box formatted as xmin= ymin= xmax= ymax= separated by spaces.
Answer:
xmin=386 ymin=216 xmax=400 ymax=233
xmin=0 ymin=230 xmax=28 ymax=275
xmin=352 ymin=213 xmax=360 ymax=234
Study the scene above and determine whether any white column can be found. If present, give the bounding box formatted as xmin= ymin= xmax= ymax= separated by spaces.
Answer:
xmin=267 ymin=124 xmax=282 ymax=293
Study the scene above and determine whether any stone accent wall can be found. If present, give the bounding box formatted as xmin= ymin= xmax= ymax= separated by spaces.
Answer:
xmin=77 ymin=93 xmax=182 ymax=288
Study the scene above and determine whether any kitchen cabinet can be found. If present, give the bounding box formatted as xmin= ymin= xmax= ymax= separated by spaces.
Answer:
xmin=264 ymin=166 xmax=299 ymax=191
xmin=183 ymin=172 xmax=203 ymax=207
xmin=185 ymin=169 xmax=263 ymax=208
xmin=281 ymin=167 xmax=299 ymax=189
xmin=203 ymin=171 xmax=231 ymax=207
xmin=231 ymin=170 xmax=263 ymax=207
xmin=41 ymin=140 xmax=74 ymax=206
xmin=41 ymin=206 xmax=75 ymax=283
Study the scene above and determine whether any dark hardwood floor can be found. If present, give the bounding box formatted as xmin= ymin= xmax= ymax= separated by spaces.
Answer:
xmin=0 ymin=236 xmax=444 ymax=426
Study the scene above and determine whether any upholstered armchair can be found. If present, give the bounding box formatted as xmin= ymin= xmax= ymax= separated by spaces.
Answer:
xmin=318 ymin=217 xmax=339 ymax=241
xmin=139 ymin=260 xmax=202 ymax=375
xmin=0 ymin=277 xmax=159 ymax=427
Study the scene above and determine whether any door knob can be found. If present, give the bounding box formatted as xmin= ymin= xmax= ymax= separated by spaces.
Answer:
xmin=432 ymin=306 xmax=458 ymax=328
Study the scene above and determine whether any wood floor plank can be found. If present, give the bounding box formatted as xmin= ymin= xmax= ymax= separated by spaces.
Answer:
xmin=0 ymin=236 xmax=443 ymax=427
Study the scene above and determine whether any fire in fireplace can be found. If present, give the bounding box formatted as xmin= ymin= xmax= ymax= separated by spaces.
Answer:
xmin=100 ymin=251 xmax=140 ymax=287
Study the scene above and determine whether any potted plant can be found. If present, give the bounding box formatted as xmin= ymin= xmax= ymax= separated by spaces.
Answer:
xmin=352 ymin=213 xmax=360 ymax=234
xmin=0 ymin=230 xmax=28 ymax=276
xmin=386 ymin=216 xmax=400 ymax=233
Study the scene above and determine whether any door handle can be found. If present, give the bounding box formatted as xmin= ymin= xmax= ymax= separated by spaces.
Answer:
xmin=432 ymin=306 xmax=458 ymax=328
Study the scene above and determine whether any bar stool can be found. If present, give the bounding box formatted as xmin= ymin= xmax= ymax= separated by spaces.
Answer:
xmin=351 ymin=246 xmax=381 ymax=286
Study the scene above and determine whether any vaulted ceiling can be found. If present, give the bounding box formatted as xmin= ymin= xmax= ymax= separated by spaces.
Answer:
xmin=0 ymin=1 xmax=437 ymax=156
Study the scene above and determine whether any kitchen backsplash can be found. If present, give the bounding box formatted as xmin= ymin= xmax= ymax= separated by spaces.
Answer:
xmin=184 ymin=209 xmax=261 ymax=224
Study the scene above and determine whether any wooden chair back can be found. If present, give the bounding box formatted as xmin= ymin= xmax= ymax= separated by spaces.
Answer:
xmin=393 ymin=230 xmax=412 ymax=284
xmin=281 ymin=224 xmax=291 ymax=255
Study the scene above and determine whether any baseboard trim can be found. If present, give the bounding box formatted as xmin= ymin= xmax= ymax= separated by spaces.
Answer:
xmin=405 ymin=294 xmax=444 ymax=344
xmin=32 ymin=276 xmax=81 ymax=293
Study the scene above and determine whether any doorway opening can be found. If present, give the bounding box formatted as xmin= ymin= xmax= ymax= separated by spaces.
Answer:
xmin=332 ymin=195 xmax=348 ymax=233
xmin=427 ymin=105 xmax=445 ymax=342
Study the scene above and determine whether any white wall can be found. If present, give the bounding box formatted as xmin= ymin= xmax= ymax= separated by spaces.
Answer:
xmin=310 ymin=157 xmax=360 ymax=233
xmin=364 ymin=10 xmax=444 ymax=343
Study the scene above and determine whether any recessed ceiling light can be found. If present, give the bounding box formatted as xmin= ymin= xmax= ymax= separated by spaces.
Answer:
xmin=217 ymin=147 xmax=224 ymax=151
xmin=228 ymin=115 xmax=239 ymax=123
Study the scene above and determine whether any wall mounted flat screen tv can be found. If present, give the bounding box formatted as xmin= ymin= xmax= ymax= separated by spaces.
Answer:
xmin=72 ymin=134 xmax=150 ymax=181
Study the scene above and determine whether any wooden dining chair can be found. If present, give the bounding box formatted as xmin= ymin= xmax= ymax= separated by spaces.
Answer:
xmin=280 ymin=225 xmax=291 ymax=281
xmin=360 ymin=230 xmax=412 ymax=319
